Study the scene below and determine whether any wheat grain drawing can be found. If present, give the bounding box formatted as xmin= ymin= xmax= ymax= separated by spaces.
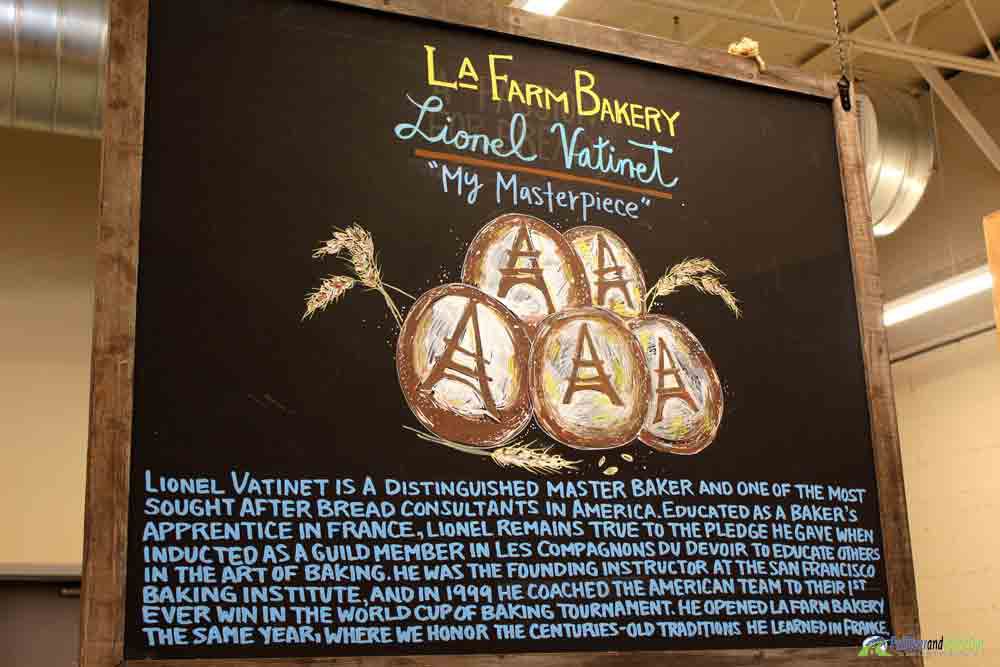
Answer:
xmin=303 ymin=276 xmax=355 ymax=320
xmin=646 ymin=257 xmax=741 ymax=317
xmin=304 ymin=224 xmax=414 ymax=325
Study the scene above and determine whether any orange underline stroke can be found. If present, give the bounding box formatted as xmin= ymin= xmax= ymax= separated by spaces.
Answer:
xmin=413 ymin=148 xmax=674 ymax=201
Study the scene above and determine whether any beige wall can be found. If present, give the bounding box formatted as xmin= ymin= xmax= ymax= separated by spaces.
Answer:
xmin=892 ymin=329 xmax=1000 ymax=663
xmin=0 ymin=127 xmax=100 ymax=571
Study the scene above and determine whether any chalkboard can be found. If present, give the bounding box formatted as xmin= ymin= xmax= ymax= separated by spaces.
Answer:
xmin=81 ymin=1 xmax=920 ymax=666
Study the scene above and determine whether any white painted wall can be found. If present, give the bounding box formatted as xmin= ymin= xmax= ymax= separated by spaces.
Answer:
xmin=892 ymin=329 xmax=1000 ymax=664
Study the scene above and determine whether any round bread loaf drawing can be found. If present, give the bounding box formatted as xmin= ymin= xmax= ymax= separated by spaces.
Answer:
xmin=397 ymin=283 xmax=532 ymax=448
xmin=530 ymin=307 xmax=650 ymax=450
xmin=462 ymin=213 xmax=591 ymax=331
xmin=565 ymin=226 xmax=646 ymax=319
xmin=629 ymin=315 xmax=723 ymax=455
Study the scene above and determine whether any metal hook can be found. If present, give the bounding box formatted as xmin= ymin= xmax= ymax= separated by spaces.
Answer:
xmin=838 ymin=75 xmax=852 ymax=112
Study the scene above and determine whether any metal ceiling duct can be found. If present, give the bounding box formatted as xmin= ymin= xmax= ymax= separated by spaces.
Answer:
xmin=0 ymin=0 xmax=108 ymax=138
xmin=857 ymin=83 xmax=936 ymax=237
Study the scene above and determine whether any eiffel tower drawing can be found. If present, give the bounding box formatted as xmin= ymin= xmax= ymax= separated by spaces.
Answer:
xmin=562 ymin=324 xmax=624 ymax=406
xmin=593 ymin=233 xmax=635 ymax=309
xmin=498 ymin=224 xmax=555 ymax=314
xmin=420 ymin=299 xmax=499 ymax=421
xmin=652 ymin=338 xmax=697 ymax=424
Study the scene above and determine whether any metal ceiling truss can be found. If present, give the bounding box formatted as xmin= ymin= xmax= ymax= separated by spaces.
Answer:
xmin=800 ymin=0 xmax=953 ymax=68
xmin=866 ymin=0 xmax=1000 ymax=171
xmin=637 ymin=0 xmax=1000 ymax=77
xmin=638 ymin=0 xmax=1000 ymax=172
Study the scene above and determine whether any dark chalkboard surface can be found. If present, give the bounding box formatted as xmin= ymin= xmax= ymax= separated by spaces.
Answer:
xmin=123 ymin=0 xmax=893 ymax=661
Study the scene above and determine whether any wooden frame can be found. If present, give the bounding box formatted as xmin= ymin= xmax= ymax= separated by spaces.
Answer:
xmin=80 ymin=1 xmax=921 ymax=665
xmin=987 ymin=211 xmax=1000 ymax=344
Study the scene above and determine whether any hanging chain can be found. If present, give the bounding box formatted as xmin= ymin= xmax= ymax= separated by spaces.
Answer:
xmin=832 ymin=0 xmax=852 ymax=111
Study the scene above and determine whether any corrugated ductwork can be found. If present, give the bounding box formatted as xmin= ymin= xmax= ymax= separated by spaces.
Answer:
xmin=858 ymin=83 xmax=936 ymax=237
xmin=0 ymin=0 xmax=107 ymax=138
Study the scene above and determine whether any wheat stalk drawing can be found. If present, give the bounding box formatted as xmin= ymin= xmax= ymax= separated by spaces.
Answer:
xmin=646 ymin=257 xmax=741 ymax=318
xmin=403 ymin=426 xmax=581 ymax=475
xmin=304 ymin=224 xmax=413 ymax=325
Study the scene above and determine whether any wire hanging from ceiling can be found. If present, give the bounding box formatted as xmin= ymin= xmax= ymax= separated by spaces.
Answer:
xmin=832 ymin=0 xmax=853 ymax=111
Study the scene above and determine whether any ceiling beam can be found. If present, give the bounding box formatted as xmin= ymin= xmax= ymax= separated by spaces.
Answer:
xmin=962 ymin=0 xmax=999 ymax=63
xmin=799 ymin=0 xmax=954 ymax=70
xmin=920 ymin=66 xmax=1000 ymax=171
xmin=867 ymin=0 xmax=1000 ymax=172
xmin=633 ymin=0 xmax=1000 ymax=78
xmin=906 ymin=12 xmax=922 ymax=43
xmin=792 ymin=0 xmax=805 ymax=23
xmin=685 ymin=0 xmax=748 ymax=45
xmin=767 ymin=0 xmax=785 ymax=23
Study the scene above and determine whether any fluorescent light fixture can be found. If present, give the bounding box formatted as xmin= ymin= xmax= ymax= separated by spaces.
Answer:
xmin=883 ymin=265 xmax=994 ymax=327
xmin=516 ymin=0 xmax=569 ymax=16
